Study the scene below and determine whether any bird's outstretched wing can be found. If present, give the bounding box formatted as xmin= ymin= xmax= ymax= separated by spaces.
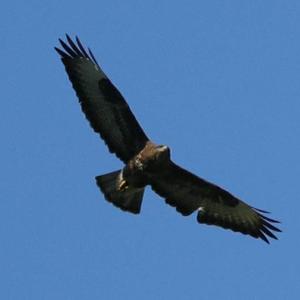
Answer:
xmin=149 ymin=162 xmax=281 ymax=243
xmin=55 ymin=35 xmax=149 ymax=163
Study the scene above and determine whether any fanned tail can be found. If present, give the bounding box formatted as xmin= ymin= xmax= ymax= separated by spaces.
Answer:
xmin=95 ymin=170 xmax=144 ymax=214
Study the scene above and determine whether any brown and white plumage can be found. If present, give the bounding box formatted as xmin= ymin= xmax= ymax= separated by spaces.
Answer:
xmin=55 ymin=35 xmax=281 ymax=243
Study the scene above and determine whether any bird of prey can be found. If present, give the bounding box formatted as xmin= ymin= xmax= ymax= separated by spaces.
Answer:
xmin=55 ymin=35 xmax=280 ymax=243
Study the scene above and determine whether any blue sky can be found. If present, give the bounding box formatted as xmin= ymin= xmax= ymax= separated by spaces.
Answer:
xmin=1 ymin=1 xmax=299 ymax=299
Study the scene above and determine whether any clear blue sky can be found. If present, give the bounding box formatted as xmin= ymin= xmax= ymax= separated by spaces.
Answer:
xmin=1 ymin=1 xmax=299 ymax=299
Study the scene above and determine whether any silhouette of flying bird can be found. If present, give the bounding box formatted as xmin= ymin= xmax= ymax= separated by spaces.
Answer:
xmin=55 ymin=35 xmax=281 ymax=243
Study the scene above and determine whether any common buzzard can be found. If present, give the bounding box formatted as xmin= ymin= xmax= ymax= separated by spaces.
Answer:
xmin=55 ymin=35 xmax=280 ymax=243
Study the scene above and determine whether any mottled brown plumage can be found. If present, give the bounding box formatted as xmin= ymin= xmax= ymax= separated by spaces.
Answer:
xmin=55 ymin=35 xmax=281 ymax=243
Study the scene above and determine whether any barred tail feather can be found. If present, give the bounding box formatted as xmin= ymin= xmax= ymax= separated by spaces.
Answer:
xmin=95 ymin=170 xmax=144 ymax=214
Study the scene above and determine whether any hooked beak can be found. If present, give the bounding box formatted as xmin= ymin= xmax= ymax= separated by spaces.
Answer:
xmin=157 ymin=145 xmax=168 ymax=152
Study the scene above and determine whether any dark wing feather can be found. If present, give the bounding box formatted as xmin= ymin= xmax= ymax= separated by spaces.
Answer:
xmin=55 ymin=35 xmax=149 ymax=163
xmin=149 ymin=162 xmax=280 ymax=243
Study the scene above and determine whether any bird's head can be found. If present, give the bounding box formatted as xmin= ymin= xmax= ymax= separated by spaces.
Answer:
xmin=154 ymin=145 xmax=171 ymax=162
xmin=137 ymin=143 xmax=171 ymax=171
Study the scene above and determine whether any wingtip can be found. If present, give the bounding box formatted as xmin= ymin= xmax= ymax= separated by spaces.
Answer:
xmin=54 ymin=46 xmax=69 ymax=59
xmin=58 ymin=38 xmax=64 ymax=46
xmin=75 ymin=35 xmax=89 ymax=58
xmin=66 ymin=33 xmax=76 ymax=46
xmin=259 ymin=232 xmax=270 ymax=244
xmin=252 ymin=206 xmax=271 ymax=214
xmin=261 ymin=226 xmax=278 ymax=241
xmin=88 ymin=47 xmax=100 ymax=66
xmin=55 ymin=34 xmax=100 ymax=65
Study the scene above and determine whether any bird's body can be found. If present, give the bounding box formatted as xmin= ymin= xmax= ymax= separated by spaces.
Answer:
xmin=122 ymin=143 xmax=171 ymax=188
xmin=55 ymin=35 xmax=281 ymax=243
